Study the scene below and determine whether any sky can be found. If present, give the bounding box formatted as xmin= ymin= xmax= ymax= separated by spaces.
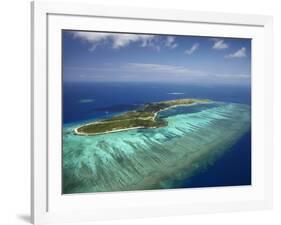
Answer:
xmin=63 ymin=30 xmax=251 ymax=85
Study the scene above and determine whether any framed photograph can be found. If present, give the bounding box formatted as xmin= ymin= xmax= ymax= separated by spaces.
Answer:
xmin=31 ymin=1 xmax=273 ymax=224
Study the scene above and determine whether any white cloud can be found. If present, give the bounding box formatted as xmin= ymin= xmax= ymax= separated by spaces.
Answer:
xmin=65 ymin=63 xmax=250 ymax=84
xmin=73 ymin=31 xmax=155 ymax=51
xmin=73 ymin=32 xmax=181 ymax=51
xmin=66 ymin=63 xmax=203 ymax=76
xmin=164 ymin=36 xmax=178 ymax=49
xmin=184 ymin=43 xmax=199 ymax=55
xmin=225 ymin=47 xmax=247 ymax=58
xmin=123 ymin=63 xmax=202 ymax=75
xmin=214 ymin=73 xmax=250 ymax=79
xmin=212 ymin=39 xmax=229 ymax=50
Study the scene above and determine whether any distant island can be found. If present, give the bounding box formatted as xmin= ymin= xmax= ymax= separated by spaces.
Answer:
xmin=74 ymin=98 xmax=210 ymax=136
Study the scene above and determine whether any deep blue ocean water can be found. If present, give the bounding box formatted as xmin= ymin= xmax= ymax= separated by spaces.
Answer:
xmin=63 ymin=82 xmax=251 ymax=188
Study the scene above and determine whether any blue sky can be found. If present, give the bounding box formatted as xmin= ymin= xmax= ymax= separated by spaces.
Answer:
xmin=63 ymin=30 xmax=251 ymax=85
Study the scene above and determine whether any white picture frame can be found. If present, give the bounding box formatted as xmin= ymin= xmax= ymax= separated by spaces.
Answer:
xmin=31 ymin=1 xmax=274 ymax=224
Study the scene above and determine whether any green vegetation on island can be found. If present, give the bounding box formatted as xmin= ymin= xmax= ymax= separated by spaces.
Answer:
xmin=74 ymin=98 xmax=210 ymax=136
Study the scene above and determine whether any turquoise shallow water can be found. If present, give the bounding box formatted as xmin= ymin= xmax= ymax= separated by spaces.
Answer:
xmin=63 ymin=102 xmax=250 ymax=194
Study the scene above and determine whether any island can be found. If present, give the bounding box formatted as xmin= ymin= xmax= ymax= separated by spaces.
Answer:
xmin=74 ymin=98 xmax=210 ymax=136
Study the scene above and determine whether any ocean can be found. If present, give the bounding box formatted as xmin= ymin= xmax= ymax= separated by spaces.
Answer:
xmin=63 ymin=82 xmax=251 ymax=193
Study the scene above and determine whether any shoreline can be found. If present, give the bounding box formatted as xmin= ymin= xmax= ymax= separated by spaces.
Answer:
xmin=73 ymin=101 xmax=210 ymax=136
xmin=74 ymin=126 xmax=152 ymax=136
